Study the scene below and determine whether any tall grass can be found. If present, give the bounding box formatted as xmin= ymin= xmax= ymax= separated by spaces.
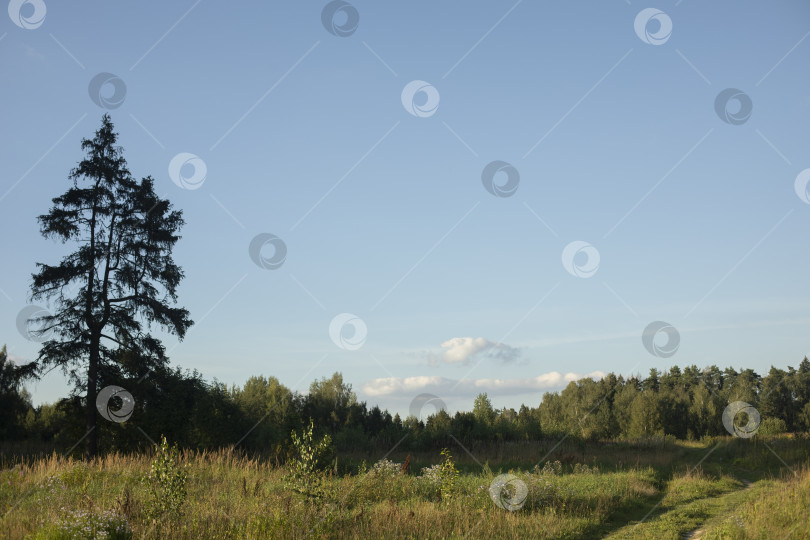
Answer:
xmin=702 ymin=464 xmax=810 ymax=539
xmin=0 ymin=436 xmax=806 ymax=539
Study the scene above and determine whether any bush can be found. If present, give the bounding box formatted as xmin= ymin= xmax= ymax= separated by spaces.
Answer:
xmin=284 ymin=419 xmax=335 ymax=499
xmin=438 ymin=448 xmax=459 ymax=502
xmin=143 ymin=436 xmax=188 ymax=522
xmin=758 ymin=417 xmax=787 ymax=436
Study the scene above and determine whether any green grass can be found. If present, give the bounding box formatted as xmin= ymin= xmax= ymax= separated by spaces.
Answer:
xmin=1 ymin=436 xmax=807 ymax=539
xmin=700 ymin=468 xmax=810 ymax=540
xmin=605 ymin=471 xmax=753 ymax=539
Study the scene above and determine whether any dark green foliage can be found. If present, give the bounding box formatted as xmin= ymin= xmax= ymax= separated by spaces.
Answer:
xmin=231 ymin=375 xmax=301 ymax=451
xmin=302 ymin=372 xmax=357 ymax=433
xmin=0 ymin=346 xmax=32 ymax=439
xmin=94 ymin=367 xmax=245 ymax=453
xmin=5 ymin=359 xmax=809 ymax=459
xmin=26 ymin=115 xmax=193 ymax=458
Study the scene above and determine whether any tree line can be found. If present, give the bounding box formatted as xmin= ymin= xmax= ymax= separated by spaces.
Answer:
xmin=3 ymin=345 xmax=809 ymax=458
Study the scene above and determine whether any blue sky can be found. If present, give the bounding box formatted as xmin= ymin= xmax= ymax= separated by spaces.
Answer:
xmin=2 ymin=1 xmax=810 ymax=419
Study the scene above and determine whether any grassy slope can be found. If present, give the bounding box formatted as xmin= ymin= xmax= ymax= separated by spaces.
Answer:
xmin=701 ymin=467 xmax=810 ymax=540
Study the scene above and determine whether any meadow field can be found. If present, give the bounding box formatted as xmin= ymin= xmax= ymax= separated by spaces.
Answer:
xmin=1 ymin=435 xmax=807 ymax=539
xmin=4 ymin=2 xmax=810 ymax=539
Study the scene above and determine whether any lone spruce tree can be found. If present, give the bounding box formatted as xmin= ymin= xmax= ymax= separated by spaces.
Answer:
xmin=29 ymin=115 xmax=192 ymax=458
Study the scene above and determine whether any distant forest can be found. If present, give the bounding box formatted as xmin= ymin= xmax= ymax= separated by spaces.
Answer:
xmin=2 ymin=345 xmax=809 ymax=458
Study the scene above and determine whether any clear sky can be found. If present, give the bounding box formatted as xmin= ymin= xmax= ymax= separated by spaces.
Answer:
xmin=2 ymin=1 xmax=810 ymax=419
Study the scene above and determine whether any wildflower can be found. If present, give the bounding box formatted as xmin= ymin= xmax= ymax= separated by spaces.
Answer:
xmin=418 ymin=464 xmax=443 ymax=486
xmin=370 ymin=459 xmax=401 ymax=477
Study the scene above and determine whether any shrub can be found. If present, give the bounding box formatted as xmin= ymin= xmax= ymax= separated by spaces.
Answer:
xmin=143 ymin=436 xmax=188 ymax=522
xmin=438 ymin=448 xmax=459 ymax=502
xmin=284 ymin=419 xmax=335 ymax=499
xmin=758 ymin=417 xmax=787 ymax=436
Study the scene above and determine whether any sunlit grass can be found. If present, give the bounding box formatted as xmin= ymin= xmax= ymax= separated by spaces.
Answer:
xmin=1 ymin=437 xmax=807 ymax=539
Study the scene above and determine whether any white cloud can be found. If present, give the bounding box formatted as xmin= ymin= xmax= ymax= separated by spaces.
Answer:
xmin=430 ymin=337 xmax=522 ymax=365
xmin=361 ymin=370 xmax=606 ymax=398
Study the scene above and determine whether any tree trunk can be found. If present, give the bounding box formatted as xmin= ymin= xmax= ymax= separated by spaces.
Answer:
xmin=85 ymin=334 xmax=99 ymax=460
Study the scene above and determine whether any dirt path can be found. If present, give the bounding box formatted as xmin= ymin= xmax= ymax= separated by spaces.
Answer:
xmin=683 ymin=479 xmax=754 ymax=539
